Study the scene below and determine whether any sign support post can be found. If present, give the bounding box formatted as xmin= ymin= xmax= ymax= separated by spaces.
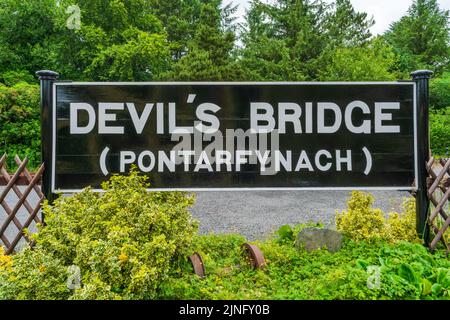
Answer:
xmin=36 ymin=70 xmax=59 ymax=206
xmin=411 ymin=70 xmax=433 ymax=244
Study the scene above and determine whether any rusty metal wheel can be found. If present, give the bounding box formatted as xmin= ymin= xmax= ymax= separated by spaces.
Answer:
xmin=243 ymin=243 xmax=265 ymax=269
xmin=188 ymin=252 xmax=206 ymax=278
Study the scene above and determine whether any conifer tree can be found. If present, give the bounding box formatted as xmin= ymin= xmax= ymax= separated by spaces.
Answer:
xmin=385 ymin=0 xmax=449 ymax=74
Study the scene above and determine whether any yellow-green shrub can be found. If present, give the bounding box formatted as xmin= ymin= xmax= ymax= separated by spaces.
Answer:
xmin=336 ymin=191 xmax=385 ymax=242
xmin=383 ymin=198 xmax=420 ymax=243
xmin=0 ymin=247 xmax=12 ymax=270
xmin=0 ymin=168 xmax=199 ymax=300
xmin=0 ymin=247 xmax=71 ymax=299
xmin=336 ymin=191 xmax=420 ymax=243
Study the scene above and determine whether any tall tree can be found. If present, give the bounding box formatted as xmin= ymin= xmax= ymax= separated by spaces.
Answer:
xmin=0 ymin=0 xmax=172 ymax=81
xmin=0 ymin=0 xmax=61 ymax=79
xmin=384 ymin=0 xmax=449 ymax=75
xmin=240 ymin=0 xmax=374 ymax=80
xmin=240 ymin=0 xmax=325 ymax=80
xmin=324 ymin=0 xmax=374 ymax=47
xmin=162 ymin=1 xmax=241 ymax=80
xmin=148 ymin=0 xmax=204 ymax=60
xmin=56 ymin=0 xmax=171 ymax=81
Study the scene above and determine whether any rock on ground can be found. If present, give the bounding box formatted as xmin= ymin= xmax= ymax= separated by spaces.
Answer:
xmin=295 ymin=227 xmax=343 ymax=253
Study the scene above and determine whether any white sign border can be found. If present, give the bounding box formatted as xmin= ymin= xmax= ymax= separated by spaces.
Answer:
xmin=52 ymin=81 xmax=418 ymax=193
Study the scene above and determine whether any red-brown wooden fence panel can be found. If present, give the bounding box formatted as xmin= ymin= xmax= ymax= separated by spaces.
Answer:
xmin=0 ymin=154 xmax=44 ymax=254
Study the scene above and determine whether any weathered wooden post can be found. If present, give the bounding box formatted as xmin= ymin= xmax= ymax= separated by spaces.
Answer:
xmin=411 ymin=70 xmax=433 ymax=244
xmin=36 ymin=70 xmax=59 ymax=205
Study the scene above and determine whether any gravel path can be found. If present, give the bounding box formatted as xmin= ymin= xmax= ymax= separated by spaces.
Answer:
xmin=1 ymin=187 xmax=411 ymax=249
xmin=190 ymin=190 xmax=411 ymax=240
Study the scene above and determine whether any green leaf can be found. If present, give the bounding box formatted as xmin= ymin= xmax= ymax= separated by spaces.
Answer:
xmin=397 ymin=263 xmax=420 ymax=287
xmin=431 ymin=283 xmax=443 ymax=296
xmin=436 ymin=268 xmax=450 ymax=288
xmin=421 ymin=278 xmax=433 ymax=296
xmin=276 ymin=225 xmax=294 ymax=243
xmin=356 ymin=259 xmax=369 ymax=270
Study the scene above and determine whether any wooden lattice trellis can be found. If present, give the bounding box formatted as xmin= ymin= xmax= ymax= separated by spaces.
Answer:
xmin=426 ymin=157 xmax=450 ymax=253
xmin=0 ymin=154 xmax=44 ymax=254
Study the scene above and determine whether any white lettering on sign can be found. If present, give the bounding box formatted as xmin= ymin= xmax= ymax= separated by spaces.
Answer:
xmin=345 ymin=101 xmax=371 ymax=134
xmin=64 ymin=93 xmax=405 ymax=182
xmin=69 ymin=100 xmax=401 ymax=135
xmin=375 ymin=102 xmax=401 ymax=133
xmin=99 ymin=103 xmax=124 ymax=134
xmin=70 ymin=103 xmax=95 ymax=134
xmin=127 ymin=103 xmax=153 ymax=134
xmin=250 ymin=102 xmax=276 ymax=133
xmin=112 ymin=148 xmax=366 ymax=175
xmin=248 ymin=101 xmax=400 ymax=134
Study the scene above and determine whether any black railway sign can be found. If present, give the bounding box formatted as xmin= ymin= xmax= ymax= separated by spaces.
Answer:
xmin=47 ymin=81 xmax=417 ymax=192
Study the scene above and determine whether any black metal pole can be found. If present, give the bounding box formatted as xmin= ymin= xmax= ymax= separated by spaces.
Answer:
xmin=411 ymin=70 xmax=433 ymax=245
xmin=36 ymin=70 xmax=59 ymax=206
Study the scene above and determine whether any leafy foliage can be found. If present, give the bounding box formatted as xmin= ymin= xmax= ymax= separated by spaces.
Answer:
xmin=0 ymin=0 xmax=173 ymax=81
xmin=159 ymin=234 xmax=450 ymax=300
xmin=0 ymin=70 xmax=35 ymax=86
xmin=430 ymin=107 xmax=450 ymax=157
xmin=384 ymin=0 xmax=449 ymax=75
xmin=0 ymin=0 xmax=61 ymax=80
xmin=0 ymin=247 xmax=12 ymax=270
xmin=430 ymin=72 xmax=450 ymax=110
xmin=240 ymin=0 xmax=375 ymax=81
xmin=318 ymin=38 xmax=400 ymax=81
xmin=162 ymin=2 xmax=241 ymax=81
xmin=148 ymin=0 xmax=207 ymax=60
xmin=0 ymin=82 xmax=40 ymax=169
xmin=0 ymin=169 xmax=199 ymax=299
xmin=336 ymin=191 xmax=420 ymax=243
xmin=275 ymin=225 xmax=295 ymax=244
xmin=0 ymin=0 xmax=448 ymax=302
xmin=2 ymin=184 xmax=449 ymax=300
xmin=383 ymin=197 xmax=421 ymax=244
xmin=85 ymin=30 xmax=170 ymax=81
xmin=336 ymin=191 xmax=385 ymax=242
xmin=275 ymin=222 xmax=324 ymax=245
xmin=0 ymin=247 xmax=71 ymax=300
xmin=55 ymin=0 xmax=171 ymax=81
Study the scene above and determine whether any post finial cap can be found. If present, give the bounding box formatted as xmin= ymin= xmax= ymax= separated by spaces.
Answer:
xmin=410 ymin=70 xmax=433 ymax=79
xmin=36 ymin=70 xmax=59 ymax=80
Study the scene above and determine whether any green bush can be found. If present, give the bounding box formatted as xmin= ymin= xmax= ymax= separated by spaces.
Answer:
xmin=0 ymin=169 xmax=199 ymax=299
xmin=336 ymin=191 xmax=386 ymax=242
xmin=0 ymin=81 xmax=41 ymax=169
xmin=383 ymin=198 xmax=419 ymax=243
xmin=318 ymin=38 xmax=400 ymax=81
xmin=0 ymin=70 xmax=36 ymax=86
xmin=0 ymin=247 xmax=70 ymax=300
xmin=430 ymin=73 xmax=450 ymax=110
xmin=275 ymin=222 xmax=324 ymax=245
xmin=336 ymin=191 xmax=420 ymax=243
xmin=430 ymin=107 xmax=450 ymax=157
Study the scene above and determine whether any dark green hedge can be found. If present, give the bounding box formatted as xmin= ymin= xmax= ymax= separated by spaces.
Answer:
xmin=0 ymin=81 xmax=41 ymax=169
